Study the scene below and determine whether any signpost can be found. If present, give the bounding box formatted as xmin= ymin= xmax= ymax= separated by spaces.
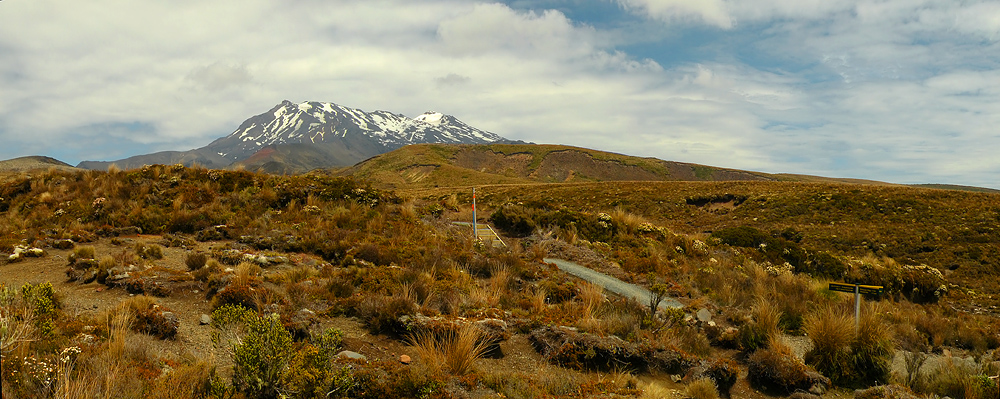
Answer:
xmin=829 ymin=282 xmax=884 ymax=331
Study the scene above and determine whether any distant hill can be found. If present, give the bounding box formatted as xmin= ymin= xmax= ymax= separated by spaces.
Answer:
xmin=0 ymin=156 xmax=79 ymax=174
xmin=230 ymin=139 xmax=387 ymax=175
xmin=77 ymin=100 xmax=505 ymax=171
xmin=337 ymin=143 xmax=780 ymax=189
xmin=909 ymin=184 xmax=1000 ymax=194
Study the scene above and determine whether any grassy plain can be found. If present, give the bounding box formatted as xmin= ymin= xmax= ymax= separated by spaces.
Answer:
xmin=1 ymin=154 xmax=998 ymax=398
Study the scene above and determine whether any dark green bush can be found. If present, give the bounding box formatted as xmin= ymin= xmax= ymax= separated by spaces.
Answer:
xmin=804 ymin=252 xmax=847 ymax=279
xmin=747 ymin=343 xmax=825 ymax=394
xmin=704 ymin=358 xmax=740 ymax=397
xmin=359 ymin=296 xmax=416 ymax=335
xmin=489 ymin=205 xmax=538 ymax=237
xmin=711 ymin=226 xmax=812 ymax=274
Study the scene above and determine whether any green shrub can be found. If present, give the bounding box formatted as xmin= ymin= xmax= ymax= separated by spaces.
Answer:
xmin=21 ymin=282 xmax=58 ymax=336
xmin=215 ymin=308 xmax=294 ymax=399
xmin=280 ymin=330 xmax=345 ymax=399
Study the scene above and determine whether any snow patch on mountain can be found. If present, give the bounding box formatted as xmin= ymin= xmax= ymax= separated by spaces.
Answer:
xmin=205 ymin=100 xmax=505 ymax=162
xmin=414 ymin=112 xmax=444 ymax=125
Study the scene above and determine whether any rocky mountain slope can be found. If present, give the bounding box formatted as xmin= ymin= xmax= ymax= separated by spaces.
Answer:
xmin=78 ymin=100 xmax=505 ymax=171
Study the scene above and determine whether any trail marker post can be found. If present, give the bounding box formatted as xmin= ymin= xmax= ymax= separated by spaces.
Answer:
xmin=472 ymin=187 xmax=477 ymax=240
xmin=828 ymin=282 xmax=883 ymax=332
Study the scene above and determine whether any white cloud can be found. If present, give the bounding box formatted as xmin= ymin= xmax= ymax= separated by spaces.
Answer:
xmin=186 ymin=63 xmax=253 ymax=91
xmin=0 ymin=0 xmax=998 ymax=188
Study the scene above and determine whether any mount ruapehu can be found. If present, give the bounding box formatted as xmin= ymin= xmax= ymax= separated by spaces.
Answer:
xmin=76 ymin=100 xmax=506 ymax=173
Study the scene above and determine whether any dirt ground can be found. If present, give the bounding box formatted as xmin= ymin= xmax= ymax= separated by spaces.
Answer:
xmin=0 ymin=236 xmax=414 ymax=369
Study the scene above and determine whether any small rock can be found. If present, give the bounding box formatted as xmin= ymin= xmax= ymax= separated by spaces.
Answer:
xmin=270 ymin=256 xmax=288 ymax=264
xmin=400 ymin=354 xmax=411 ymax=364
xmin=809 ymin=383 xmax=826 ymax=395
xmin=337 ymin=351 xmax=367 ymax=361
xmin=200 ymin=314 xmax=212 ymax=325
xmin=162 ymin=312 xmax=180 ymax=326
xmin=697 ymin=308 xmax=712 ymax=322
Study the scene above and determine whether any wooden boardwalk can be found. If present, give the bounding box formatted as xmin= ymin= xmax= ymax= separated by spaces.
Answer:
xmin=452 ymin=222 xmax=506 ymax=247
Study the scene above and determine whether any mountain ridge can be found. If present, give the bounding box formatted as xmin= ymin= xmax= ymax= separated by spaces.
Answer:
xmin=76 ymin=100 xmax=505 ymax=171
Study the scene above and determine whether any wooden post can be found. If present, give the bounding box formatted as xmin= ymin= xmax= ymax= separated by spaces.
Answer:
xmin=854 ymin=284 xmax=861 ymax=332
xmin=472 ymin=187 xmax=477 ymax=241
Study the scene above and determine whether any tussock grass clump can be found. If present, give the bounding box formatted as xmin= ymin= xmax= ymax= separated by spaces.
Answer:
xmin=685 ymin=377 xmax=720 ymax=399
xmin=804 ymin=307 xmax=854 ymax=384
xmin=851 ymin=308 xmax=894 ymax=386
xmin=409 ymin=323 xmax=490 ymax=375
xmin=110 ymin=296 xmax=179 ymax=339
xmin=72 ymin=245 xmax=96 ymax=262
xmin=739 ymin=298 xmax=782 ymax=352
xmin=805 ymin=304 xmax=894 ymax=387
xmin=135 ymin=243 xmax=163 ymax=260
xmin=185 ymin=252 xmax=207 ymax=271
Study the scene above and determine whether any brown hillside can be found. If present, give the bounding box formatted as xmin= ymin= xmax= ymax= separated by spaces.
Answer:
xmin=342 ymin=143 xmax=778 ymax=189
xmin=3 ymin=165 xmax=999 ymax=399
xmin=0 ymin=155 xmax=79 ymax=178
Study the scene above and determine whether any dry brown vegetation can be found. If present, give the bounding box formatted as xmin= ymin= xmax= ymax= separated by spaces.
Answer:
xmin=2 ymin=164 xmax=999 ymax=398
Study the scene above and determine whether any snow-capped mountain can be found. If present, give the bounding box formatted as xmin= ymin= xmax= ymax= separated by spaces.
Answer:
xmin=203 ymin=100 xmax=505 ymax=162
xmin=77 ymin=100 xmax=506 ymax=171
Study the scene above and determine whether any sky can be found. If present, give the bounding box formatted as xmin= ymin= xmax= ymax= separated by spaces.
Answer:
xmin=1 ymin=1 xmax=999 ymax=188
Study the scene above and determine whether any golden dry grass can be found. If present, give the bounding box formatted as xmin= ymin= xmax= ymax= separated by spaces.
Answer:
xmin=409 ymin=323 xmax=490 ymax=375
xmin=685 ymin=377 xmax=720 ymax=399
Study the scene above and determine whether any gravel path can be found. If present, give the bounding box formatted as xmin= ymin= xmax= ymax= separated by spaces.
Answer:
xmin=544 ymin=258 xmax=682 ymax=310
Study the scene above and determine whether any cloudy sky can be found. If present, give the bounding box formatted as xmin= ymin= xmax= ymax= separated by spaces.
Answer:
xmin=2 ymin=1 xmax=999 ymax=188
